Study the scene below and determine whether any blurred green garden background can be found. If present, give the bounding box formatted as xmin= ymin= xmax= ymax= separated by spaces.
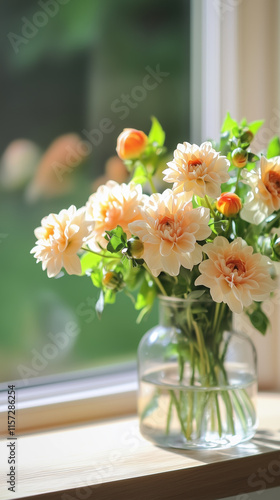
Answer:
xmin=0 ymin=0 xmax=191 ymax=384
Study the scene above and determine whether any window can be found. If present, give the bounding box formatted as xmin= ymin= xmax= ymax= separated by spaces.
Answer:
xmin=0 ymin=0 xmax=191 ymax=388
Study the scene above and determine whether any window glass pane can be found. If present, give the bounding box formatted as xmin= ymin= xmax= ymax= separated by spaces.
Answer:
xmin=0 ymin=0 xmax=191 ymax=385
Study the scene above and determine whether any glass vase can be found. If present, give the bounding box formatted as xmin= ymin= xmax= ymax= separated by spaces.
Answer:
xmin=138 ymin=296 xmax=258 ymax=450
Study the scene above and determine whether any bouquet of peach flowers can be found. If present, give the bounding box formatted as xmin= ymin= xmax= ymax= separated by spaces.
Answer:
xmin=31 ymin=114 xmax=279 ymax=443
xmin=31 ymin=115 xmax=277 ymax=320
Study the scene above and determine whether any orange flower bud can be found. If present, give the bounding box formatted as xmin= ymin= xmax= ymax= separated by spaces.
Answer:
xmin=102 ymin=271 xmax=124 ymax=291
xmin=116 ymin=128 xmax=148 ymax=160
xmin=231 ymin=148 xmax=248 ymax=168
xmin=216 ymin=192 xmax=242 ymax=217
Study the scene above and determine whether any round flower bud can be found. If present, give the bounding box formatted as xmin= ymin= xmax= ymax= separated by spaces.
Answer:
xmin=240 ymin=128 xmax=254 ymax=144
xmin=116 ymin=128 xmax=148 ymax=160
xmin=231 ymin=148 xmax=248 ymax=168
xmin=273 ymin=237 xmax=280 ymax=259
xmin=127 ymin=237 xmax=144 ymax=259
xmin=216 ymin=192 xmax=242 ymax=217
xmin=102 ymin=271 xmax=123 ymax=291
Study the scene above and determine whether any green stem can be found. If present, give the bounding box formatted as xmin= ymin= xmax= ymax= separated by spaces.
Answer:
xmin=210 ymin=395 xmax=216 ymax=433
xmin=148 ymin=175 xmax=157 ymax=194
xmin=239 ymin=389 xmax=257 ymax=426
xmin=169 ymin=390 xmax=186 ymax=436
xmin=218 ymin=363 xmax=236 ymax=435
xmin=231 ymin=391 xmax=248 ymax=433
xmin=186 ymin=344 xmax=195 ymax=440
xmin=235 ymin=169 xmax=242 ymax=194
xmin=214 ymin=393 xmax=223 ymax=437
xmin=214 ymin=303 xmax=227 ymax=346
xmin=196 ymin=393 xmax=211 ymax=438
xmin=178 ymin=354 xmax=185 ymax=382
xmin=193 ymin=320 xmax=211 ymax=377
xmin=166 ymin=398 xmax=173 ymax=435
xmin=212 ymin=303 xmax=221 ymax=336
xmin=204 ymin=195 xmax=216 ymax=219
xmin=143 ymin=264 xmax=167 ymax=296
xmin=178 ymin=354 xmax=184 ymax=410
xmin=192 ymin=321 xmax=206 ymax=377
xmin=81 ymin=247 xmax=118 ymax=259
xmin=222 ymin=390 xmax=235 ymax=435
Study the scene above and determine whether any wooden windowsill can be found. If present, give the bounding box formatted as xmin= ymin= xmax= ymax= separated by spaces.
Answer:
xmin=0 ymin=393 xmax=280 ymax=500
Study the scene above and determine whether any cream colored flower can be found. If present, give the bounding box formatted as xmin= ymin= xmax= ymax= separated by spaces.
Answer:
xmin=163 ymin=141 xmax=230 ymax=199
xmin=195 ymin=236 xmax=275 ymax=313
xmin=86 ymin=181 xmax=145 ymax=249
xmin=128 ymin=189 xmax=211 ymax=277
xmin=241 ymin=156 xmax=280 ymax=224
xmin=31 ymin=206 xmax=93 ymax=278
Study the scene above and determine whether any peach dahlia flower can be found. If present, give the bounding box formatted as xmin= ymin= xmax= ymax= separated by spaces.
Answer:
xmin=241 ymin=156 xmax=280 ymax=224
xmin=128 ymin=189 xmax=211 ymax=277
xmin=195 ymin=236 xmax=275 ymax=313
xmin=31 ymin=205 xmax=93 ymax=278
xmin=163 ymin=141 xmax=230 ymax=199
xmin=86 ymin=181 xmax=145 ymax=249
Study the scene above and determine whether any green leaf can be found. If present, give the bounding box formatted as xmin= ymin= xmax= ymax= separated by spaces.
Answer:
xmin=136 ymin=305 xmax=152 ymax=324
xmin=104 ymin=289 xmax=116 ymax=304
xmin=132 ymin=163 xmax=148 ymax=185
xmin=245 ymin=303 xmax=269 ymax=335
xmin=221 ymin=112 xmax=238 ymax=135
xmin=80 ymin=252 xmax=102 ymax=275
xmin=185 ymin=290 xmax=206 ymax=302
xmin=246 ymin=162 xmax=257 ymax=172
xmin=267 ymin=136 xmax=280 ymax=159
xmin=240 ymin=142 xmax=250 ymax=150
xmin=248 ymin=119 xmax=264 ymax=135
xmin=148 ymin=116 xmax=165 ymax=147
xmin=90 ymin=269 xmax=103 ymax=288
xmin=247 ymin=153 xmax=259 ymax=163
xmin=135 ymin=278 xmax=156 ymax=310
xmin=125 ymin=265 xmax=144 ymax=290
xmin=105 ymin=226 xmax=127 ymax=253
xmin=232 ymin=126 xmax=240 ymax=137
xmin=172 ymin=281 xmax=188 ymax=296
xmin=219 ymin=131 xmax=231 ymax=156
xmin=193 ymin=196 xmax=208 ymax=208
xmin=209 ymin=219 xmax=230 ymax=235
xmin=135 ymin=277 xmax=157 ymax=322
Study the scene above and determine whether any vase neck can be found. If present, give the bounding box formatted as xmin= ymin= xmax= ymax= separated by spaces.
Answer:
xmin=158 ymin=296 xmax=232 ymax=332
xmin=159 ymin=297 xmax=187 ymax=327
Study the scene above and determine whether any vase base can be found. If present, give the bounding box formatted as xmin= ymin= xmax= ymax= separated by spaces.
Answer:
xmin=140 ymin=425 xmax=257 ymax=450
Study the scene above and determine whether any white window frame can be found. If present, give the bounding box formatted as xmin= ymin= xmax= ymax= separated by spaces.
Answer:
xmin=190 ymin=0 xmax=238 ymax=143
xmin=191 ymin=0 xmax=280 ymax=392
xmin=0 ymin=362 xmax=137 ymax=433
